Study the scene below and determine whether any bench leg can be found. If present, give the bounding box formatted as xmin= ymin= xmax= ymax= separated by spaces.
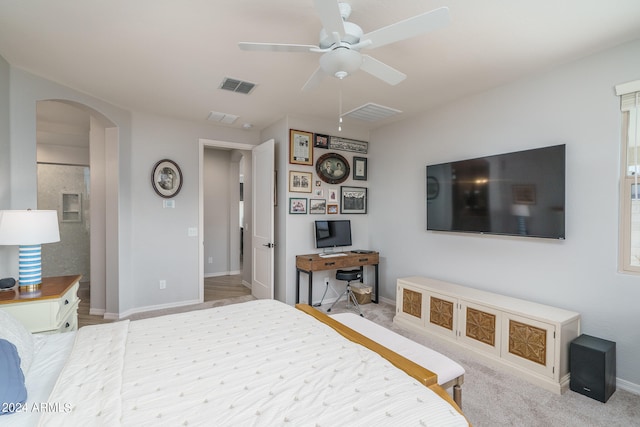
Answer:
xmin=453 ymin=384 xmax=462 ymax=408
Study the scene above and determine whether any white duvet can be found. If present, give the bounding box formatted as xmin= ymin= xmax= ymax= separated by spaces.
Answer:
xmin=40 ymin=299 xmax=467 ymax=426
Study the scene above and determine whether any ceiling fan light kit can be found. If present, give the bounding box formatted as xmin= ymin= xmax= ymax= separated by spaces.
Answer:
xmin=238 ymin=1 xmax=450 ymax=90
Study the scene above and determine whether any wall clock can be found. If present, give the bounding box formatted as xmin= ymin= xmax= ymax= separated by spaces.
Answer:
xmin=316 ymin=152 xmax=350 ymax=184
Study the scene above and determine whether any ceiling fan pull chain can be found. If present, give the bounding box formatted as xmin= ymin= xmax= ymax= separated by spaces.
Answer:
xmin=338 ymin=80 xmax=343 ymax=132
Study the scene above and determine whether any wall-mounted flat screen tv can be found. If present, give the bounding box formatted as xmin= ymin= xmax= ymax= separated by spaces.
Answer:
xmin=314 ymin=220 xmax=352 ymax=249
xmin=426 ymin=144 xmax=565 ymax=239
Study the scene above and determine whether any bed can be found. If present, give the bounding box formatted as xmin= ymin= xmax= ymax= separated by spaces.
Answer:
xmin=1 ymin=299 xmax=468 ymax=426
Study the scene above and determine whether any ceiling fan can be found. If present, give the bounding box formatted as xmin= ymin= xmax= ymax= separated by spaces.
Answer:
xmin=239 ymin=0 xmax=450 ymax=91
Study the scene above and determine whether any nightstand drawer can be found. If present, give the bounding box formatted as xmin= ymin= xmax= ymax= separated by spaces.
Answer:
xmin=56 ymin=282 xmax=79 ymax=323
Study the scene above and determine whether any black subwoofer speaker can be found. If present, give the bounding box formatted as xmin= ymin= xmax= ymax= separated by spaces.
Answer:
xmin=570 ymin=334 xmax=616 ymax=402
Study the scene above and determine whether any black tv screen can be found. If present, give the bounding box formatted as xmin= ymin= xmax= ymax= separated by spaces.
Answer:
xmin=314 ymin=220 xmax=353 ymax=249
xmin=426 ymin=145 xmax=565 ymax=239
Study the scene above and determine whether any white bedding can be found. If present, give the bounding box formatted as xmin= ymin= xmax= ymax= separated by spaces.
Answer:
xmin=38 ymin=299 xmax=467 ymax=426
xmin=0 ymin=331 xmax=76 ymax=427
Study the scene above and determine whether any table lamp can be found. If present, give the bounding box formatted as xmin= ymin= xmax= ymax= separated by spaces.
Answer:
xmin=511 ymin=204 xmax=531 ymax=235
xmin=0 ymin=209 xmax=60 ymax=291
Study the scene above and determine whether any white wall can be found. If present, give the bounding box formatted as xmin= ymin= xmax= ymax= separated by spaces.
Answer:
xmin=369 ymin=39 xmax=640 ymax=390
xmin=0 ymin=55 xmax=10 ymax=274
xmin=204 ymin=148 xmax=231 ymax=274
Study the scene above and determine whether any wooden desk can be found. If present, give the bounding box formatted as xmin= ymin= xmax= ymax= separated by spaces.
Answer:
xmin=296 ymin=252 xmax=379 ymax=304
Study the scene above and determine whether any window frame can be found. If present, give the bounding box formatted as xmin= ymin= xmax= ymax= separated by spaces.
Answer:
xmin=618 ymin=84 xmax=640 ymax=274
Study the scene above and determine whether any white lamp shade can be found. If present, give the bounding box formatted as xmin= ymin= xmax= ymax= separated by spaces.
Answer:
xmin=0 ymin=210 xmax=60 ymax=245
xmin=510 ymin=204 xmax=531 ymax=217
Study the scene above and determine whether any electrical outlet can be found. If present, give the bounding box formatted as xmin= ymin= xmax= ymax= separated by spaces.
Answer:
xmin=208 ymin=257 xmax=213 ymax=264
xmin=324 ymin=277 xmax=330 ymax=286
xmin=159 ymin=280 xmax=166 ymax=289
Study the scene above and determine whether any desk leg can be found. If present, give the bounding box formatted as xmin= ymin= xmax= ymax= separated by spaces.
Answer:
xmin=373 ymin=263 xmax=379 ymax=304
xmin=307 ymin=271 xmax=313 ymax=305
xmin=296 ymin=269 xmax=300 ymax=304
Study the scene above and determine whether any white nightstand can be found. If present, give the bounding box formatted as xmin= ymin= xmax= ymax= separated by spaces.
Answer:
xmin=0 ymin=275 xmax=81 ymax=334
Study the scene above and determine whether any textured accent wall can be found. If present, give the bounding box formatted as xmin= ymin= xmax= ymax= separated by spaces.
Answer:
xmin=37 ymin=164 xmax=90 ymax=281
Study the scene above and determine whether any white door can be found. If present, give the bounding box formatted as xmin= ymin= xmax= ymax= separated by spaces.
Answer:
xmin=251 ymin=139 xmax=275 ymax=299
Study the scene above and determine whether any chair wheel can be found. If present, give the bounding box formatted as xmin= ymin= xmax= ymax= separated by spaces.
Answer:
xmin=327 ymin=308 xmax=332 ymax=312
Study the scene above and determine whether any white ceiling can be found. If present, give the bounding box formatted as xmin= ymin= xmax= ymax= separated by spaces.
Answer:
xmin=2 ymin=0 xmax=640 ymax=133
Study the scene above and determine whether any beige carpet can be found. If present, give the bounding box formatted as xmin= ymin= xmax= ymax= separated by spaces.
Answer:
xmin=324 ymin=299 xmax=640 ymax=427
xmin=123 ymin=295 xmax=640 ymax=426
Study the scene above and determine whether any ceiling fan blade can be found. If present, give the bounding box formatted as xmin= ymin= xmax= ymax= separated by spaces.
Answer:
xmin=313 ymin=0 xmax=345 ymax=39
xmin=302 ymin=67 xmax=327 ymax=92
xmin=361 ymin=6 xmax=450 ymax=50
xmin=238 ymin=42 xmax=318 ymax=53
xmin=360 ymin=55 xmax=406 ymax=86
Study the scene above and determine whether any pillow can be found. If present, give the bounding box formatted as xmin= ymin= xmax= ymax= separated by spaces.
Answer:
xmin=0 ymin=309 xmax=34 ymax=374
xmin=0 ymin=338 xmax=27 ymax=415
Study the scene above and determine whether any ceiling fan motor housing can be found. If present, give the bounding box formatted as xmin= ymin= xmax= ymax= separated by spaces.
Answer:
xmin=319 ymin=21 xmax=363 ymax=49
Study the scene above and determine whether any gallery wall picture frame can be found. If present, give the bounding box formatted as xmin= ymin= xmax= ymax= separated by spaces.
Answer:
xmin=289 ymin=198 xmax=308 ymax=214
xmin=314 ymin=133 xmax=330 ymax=149
xmin=152 ymin=159 xmax=183 ymax=198
xmin=329 ymin=136 xmax=368 ymax=154
xmin=316 ymin=152 xmax=350 ymax=184
xmin=289 ymin=171 xmax=312 ymax=193
xmin=327 ymin=188 xmax=338 ymax=203
xmin=290 ymin=129 xmax=313 ymax=165
xmin=309 ymin=199 xmax=327 ymax=214
xmin=327 ymin=204 xmax=339 ymax=214
xmin=340 ymin=186 xmax=367 ymax=214
xmin=353 ymin=156 xmax=367 ymax=181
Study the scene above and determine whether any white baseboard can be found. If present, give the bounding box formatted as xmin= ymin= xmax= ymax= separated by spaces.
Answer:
xmin=88 ymin=308 xmax=106 ymax=316
xmin=617 ymin=378 xmax=640 ymax=395
xmin=114 ymin=299 xmax=201 ymax=320
xmin=242 ymin=280 xmax=251 ymax=289
xmin=204 ymin=270 xmax=241 ymax=278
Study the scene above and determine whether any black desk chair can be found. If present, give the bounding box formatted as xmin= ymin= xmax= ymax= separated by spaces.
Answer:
xmin=327 ymin=269 xmax=364 ymax=317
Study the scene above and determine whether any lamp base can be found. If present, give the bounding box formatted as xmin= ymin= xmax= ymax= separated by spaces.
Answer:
xmin=19 ymin=283 xmax=42 ymax=292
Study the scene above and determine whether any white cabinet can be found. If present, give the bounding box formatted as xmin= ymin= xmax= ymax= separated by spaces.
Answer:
xmin=394 ymin=276 xmax=580 ymax=394
xmin=0 ymin=275 xmax=81 ymax=334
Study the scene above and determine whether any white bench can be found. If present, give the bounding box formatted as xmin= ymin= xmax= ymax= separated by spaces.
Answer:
xmin=330 ymin=312 xmax=465 ymax=407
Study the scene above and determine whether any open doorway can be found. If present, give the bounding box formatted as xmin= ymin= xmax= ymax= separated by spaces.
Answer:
xmin=35 ymin=99 xmax=119 ymax=320
xmin=36 ymin=101 xmax=91 ymax=292
xmin=202 ymin=145 xmax=250 ymax=301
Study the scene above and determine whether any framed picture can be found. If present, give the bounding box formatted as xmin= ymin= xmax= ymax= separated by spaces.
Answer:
xmin=309 ymin=199 xmax=326 ymax=214
xmin=327 ymin=189 xmax=338 ymax=203
xmin=290 ymin=129 xmax=313 ymax=165
xmin=353 ymin=156 xmax=367 ymax=180
xmin=289 ymin=198 xmax=307 ymax=214
xmin=316 ymin=152 xmax=350 ymax=184
xmin=151 ymin=159 xmax=183 ymax=198
xmin=329 ymin=136 xmax=368 ymax=154
xmin=327 ymin=204 xmax=339 ymax=214
xmin=314 ymin=133 xmax=330 ymax=149
xmin=313 ymin=188 xmax=324 ymax=197
xmin=513 ymin=184 xmax=536 ymax=204
xmin=340 ymin=186 xmax=367 ymax=214
xmin=289 ymin=171 xmax=312 ymax=193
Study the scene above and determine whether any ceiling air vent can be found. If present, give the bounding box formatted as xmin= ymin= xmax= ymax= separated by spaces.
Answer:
xmin=207 ymin=111 xmax=239 ymax=124
xmin=219 ymin=77 xmax=256 ymax=94
xmin=342 ymin=103 xmax=402 ymax=122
